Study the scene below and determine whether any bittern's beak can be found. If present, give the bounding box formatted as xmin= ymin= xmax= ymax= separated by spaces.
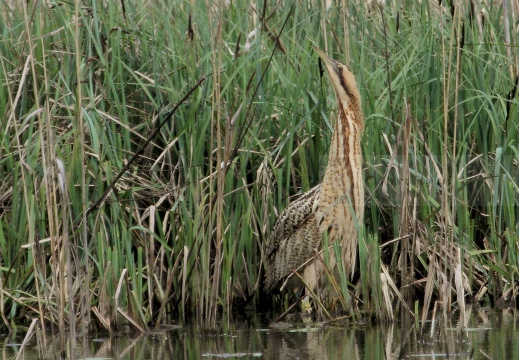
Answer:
xmin=314 ymin=46 xmax=340 ymax=77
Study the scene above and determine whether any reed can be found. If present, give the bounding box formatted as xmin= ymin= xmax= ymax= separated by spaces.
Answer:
xmin=0 ymin=0 xmax=517 ymax=333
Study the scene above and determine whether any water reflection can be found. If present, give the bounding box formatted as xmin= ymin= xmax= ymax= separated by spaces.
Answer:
xmin=1 ymin=308 xmax=517 ymax=359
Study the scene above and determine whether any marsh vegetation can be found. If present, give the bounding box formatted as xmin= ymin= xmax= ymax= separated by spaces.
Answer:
xmin=0 ymin=0 xmax=518 ymax=342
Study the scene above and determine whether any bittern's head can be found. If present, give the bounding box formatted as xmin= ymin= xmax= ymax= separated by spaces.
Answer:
xmin=314 ymin=47 xmax=364 ymax=128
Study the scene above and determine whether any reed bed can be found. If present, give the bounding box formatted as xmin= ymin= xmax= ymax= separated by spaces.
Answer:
xmin=0 ymin=0 xmax=518 ymax=336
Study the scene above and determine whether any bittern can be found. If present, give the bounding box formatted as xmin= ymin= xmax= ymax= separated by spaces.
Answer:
xmin=264 ymin=48 xmax=364 ymax=294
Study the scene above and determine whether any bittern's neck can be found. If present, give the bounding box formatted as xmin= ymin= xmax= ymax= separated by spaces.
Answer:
xmin=332 ymin=96 xmax=363 ymax=156
xmin=315 ymin=96 xmax=364 ymax=279
xmin=323 ymin=100 xmax=364 ymax=218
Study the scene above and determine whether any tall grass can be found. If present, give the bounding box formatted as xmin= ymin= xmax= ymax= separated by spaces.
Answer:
xmin=0 ymin=0 xmax=518 ymax=334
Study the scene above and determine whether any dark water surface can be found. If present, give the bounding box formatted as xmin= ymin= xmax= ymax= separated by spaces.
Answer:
xmin=2 ymin=308 xmax=517 ymax=359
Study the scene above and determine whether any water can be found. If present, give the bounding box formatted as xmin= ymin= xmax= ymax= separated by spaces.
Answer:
xmin=2 ymin=308 xmax=517 ymax=359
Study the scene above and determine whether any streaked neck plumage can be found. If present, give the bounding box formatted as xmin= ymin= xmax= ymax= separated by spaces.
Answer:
xmin=313 ymin=50 xmax=364 ymax=278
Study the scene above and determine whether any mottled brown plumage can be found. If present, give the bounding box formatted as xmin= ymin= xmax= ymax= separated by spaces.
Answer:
xmin=264 ymin=48 xmax=365 ymax=293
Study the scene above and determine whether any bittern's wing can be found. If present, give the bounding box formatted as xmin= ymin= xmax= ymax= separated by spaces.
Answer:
xmin=264 ymin=185 xmax=321 ymax=292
